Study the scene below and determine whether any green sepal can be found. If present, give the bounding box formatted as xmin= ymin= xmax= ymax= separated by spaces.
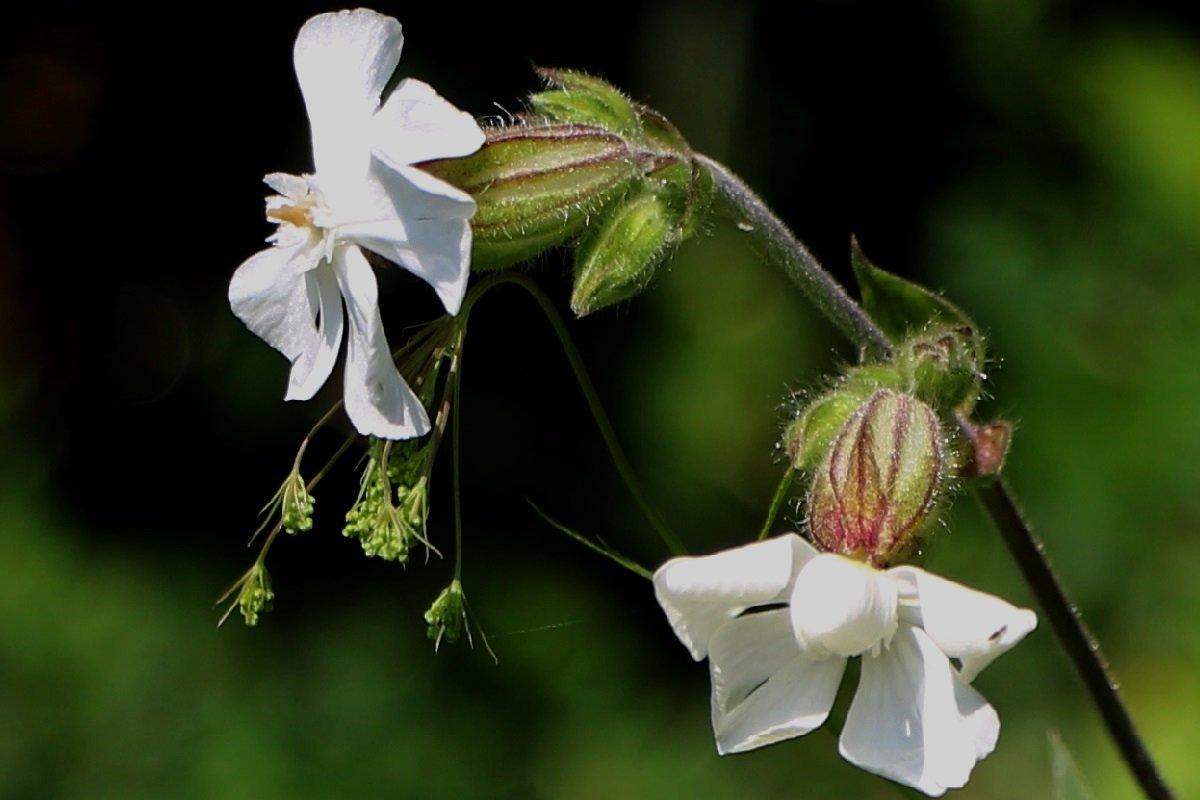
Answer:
xmin=850 ymin=240 xmax=986 ymax=412
xmin=571 ymin=188 xmax=678 ymax=316
xmin=421 ymin=125 xmax=643 ymax=270
xmin=785 ymin=389 xmax=871 ymax=472
xmin=529 ymin=68 xmax=642 ymax=136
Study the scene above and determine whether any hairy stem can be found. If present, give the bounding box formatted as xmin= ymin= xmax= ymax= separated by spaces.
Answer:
xmin=699 ymin=153 xmax=1173 ymax=800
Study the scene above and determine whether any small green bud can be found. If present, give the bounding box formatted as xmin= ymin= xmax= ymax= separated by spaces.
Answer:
xmin=571 ymin=188 xmax=676 ymax=316
xmin=896 ymin=325 xmax=984 ymax=413
xmin=785 ymin=390 xmax=870 ymax=472
xmin=808 ymin=390 xmax=945 ymax=567
xmin=421 ymin=125 xmax=643 ymax=270
xmin=279 ymin=472 xmax=314 ymax=534
xmin=343 ymin=439 xmax=433 ymax=562
xmin=238 ymin=563 xmax=274 ymax=627
xmin=424 ymin=579 xmax=467 ymax=650
xmin=528 ymin=67 xmax=643 ymax=136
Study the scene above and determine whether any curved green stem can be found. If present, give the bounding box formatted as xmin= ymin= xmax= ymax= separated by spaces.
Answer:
xmin=464 ymin=272 xmax=685 ymax=557
xmin=757 ymin=467 xmax=796 ymax=541
xmin=698 ymin=153 xmax=1173 ymax=800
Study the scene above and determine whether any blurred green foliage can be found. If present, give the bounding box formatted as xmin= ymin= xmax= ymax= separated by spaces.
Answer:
xmin=1 ymin=1 xmax=1197 ymax=798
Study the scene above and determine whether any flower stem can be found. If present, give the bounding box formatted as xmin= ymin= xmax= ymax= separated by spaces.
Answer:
xmin=698 ymin=153 xmax=1173 ymax=800
xmin=973 ymin=479 xmax=1173 ymax=800
xmin=695 ymin=154 xmax=893 ymax=359
xmin=464 ymin=272 xmax=685 ymax=557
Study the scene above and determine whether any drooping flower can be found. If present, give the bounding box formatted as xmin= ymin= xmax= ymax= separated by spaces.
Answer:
xmin=229 ymin=9 xmax=484 ymax=439
xmin=653 ymin=533 xmax=1037 ymax=796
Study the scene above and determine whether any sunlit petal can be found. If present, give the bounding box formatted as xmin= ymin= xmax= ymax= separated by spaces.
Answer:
xmin=653 ymin=534 xmax=818 ymax=660
xmin=373 ymin=78 xmax=484 ymax=166
xmin=840 ymin=626 xmax=1000 ymax=797
xmin=228 ymin=244 xmax=339 ymax=400
xmin=337 ymin=163 xmax=474 ymax=315
xmin=293 ymin=9 xmax=402 ymax=190
xmin=707 ymin=608 xmax=845 ymax=754
xmin=891 ymin=566 xmax=1037 ymax=682
xmin=333 ymin=245 xmax=430 ymax=439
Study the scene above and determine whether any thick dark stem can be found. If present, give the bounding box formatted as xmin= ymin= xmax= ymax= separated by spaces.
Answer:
xmin=699 ymin=153 xmax=1173 ymax=800
xmin=974 ymin=481 xmax=1173 ymax=800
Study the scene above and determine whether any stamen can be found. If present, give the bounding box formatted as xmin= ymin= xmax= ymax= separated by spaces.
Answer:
xmin=267 ymin=205 xmax=314 ymax=227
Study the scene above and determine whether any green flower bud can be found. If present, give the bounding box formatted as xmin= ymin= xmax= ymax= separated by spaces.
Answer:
xmin=808 ymin=390 xmax=945 ymax=567
xmin=896 ymin=325 xmax=984 ymax=413
xmin=421 ymin=125 xmax=643 ymax=270
xmin=424 ymin=579 xmax=467 ymax=650
xmin=343 ymin=438 xmax=433 ymax=563
xmin=528 ymin=67 xmax=643 ymax=136
xmin=571 ymin=188 xmax=676 ymax=316
xmin=238 ymin=563 xmax=274 ymax=627
xmin=784 ymin=389 xmax=870 ymax=472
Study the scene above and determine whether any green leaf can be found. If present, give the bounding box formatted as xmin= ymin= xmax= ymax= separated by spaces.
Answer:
xmin=850 ymin=237 xmax=976 ymax=343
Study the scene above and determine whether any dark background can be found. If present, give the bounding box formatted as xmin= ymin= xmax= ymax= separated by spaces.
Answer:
xmin=2 ymin=1 xmax=1198 ymax=797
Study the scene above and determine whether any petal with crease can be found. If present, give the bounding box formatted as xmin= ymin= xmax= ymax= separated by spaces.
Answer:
xmin=891 ymin=566 xmax=1038 ymax=682
xmin=333 ymin=245 xmax=430 ymax=439
xmin=840 ymin=626 xmax=1000 ymax=797
xmin=653 ymin=534 xmax=817 ymax=660
xmin=373 ymin=78 xmax=485 ymax=166
xmin=228 ymin=244 xmax=340 ymax=401
xmin=344 ymin=163 xmax=475 ymax=315
xmin=708 ymin=608 xmax=845 ymax=754
xmin=294 ymin=9 xmax=402 ymax=188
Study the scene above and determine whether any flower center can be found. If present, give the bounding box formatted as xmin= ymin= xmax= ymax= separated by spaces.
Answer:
xmin=788 ymin=553 xmax=899 ymax=657
xmin=266 ymin=204 xmax=315 ymax=228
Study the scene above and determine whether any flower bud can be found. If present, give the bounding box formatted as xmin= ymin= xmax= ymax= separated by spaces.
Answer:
xmin=343 ymin=438 xmax=433 ymax=562
xmin=807 ymin=389 xmax=945 ymax=566
xmin=895 ymin=325 xmax=984 ymax=413
xmin=421 ymin=125 xmax=644 ymax=270
xmin=570 ymin=188 xmax=676 ymax=316
xmin=527 ymin=67 xmax=643 ymax=136
xmin=237 ymin=563 xmax=274 ymax=627
xmin=784 ymin=389 xmax=870 ymax=472
xmin=424 ymin=579 xmax=467 ymax=650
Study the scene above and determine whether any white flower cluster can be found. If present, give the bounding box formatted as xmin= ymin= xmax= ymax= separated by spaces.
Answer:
xmin=654 ymin=533 xmax=1037 ymax=796
xmin=229 ymin=9 xmax=483 ymax=439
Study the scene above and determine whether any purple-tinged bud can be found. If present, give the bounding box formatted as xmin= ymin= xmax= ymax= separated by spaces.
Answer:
xmin=807 ymin=389 xmax=945 ymax=567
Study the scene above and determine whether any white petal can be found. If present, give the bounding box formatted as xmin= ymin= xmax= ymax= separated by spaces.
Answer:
xmin=228 ymin=244 xmax=340 ymax=400
xmin=789 ymin=554 xmax=899 ymax=658
xmin=340 ymin=163 xmax=475 ymax=315
xmin=653 ymin=534 xmax=818 ymax=660
xmin=293 ymin=9 xmax=402 ymax=188
xmin=372 ymin=78 xmax=485 ymax=166
xmin=840 ymin=626 xmax=1000 ymax=797
xmin=707 ymin=608 xmax=846 ymax=754
xmin=333 ymin=245 xmax=430 ymax=439
xmin=891 ymin=566 xmax=1038 ymax=682
xmin=263 ymin=172 xmax=310 ymax=202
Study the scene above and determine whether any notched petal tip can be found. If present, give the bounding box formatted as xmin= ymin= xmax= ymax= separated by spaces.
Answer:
xmin=653 ymin=534 xmax=817 ymax=660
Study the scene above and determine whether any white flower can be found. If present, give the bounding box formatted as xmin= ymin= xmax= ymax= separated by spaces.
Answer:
xmin=653 ymin=533 xmax=1037 ymax=797
xmin=228 ymin=9 xmax=484 ymax=439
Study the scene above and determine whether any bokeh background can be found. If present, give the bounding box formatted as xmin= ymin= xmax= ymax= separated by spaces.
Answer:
xmin=2 ymin=1 xmax=1198 ymax=797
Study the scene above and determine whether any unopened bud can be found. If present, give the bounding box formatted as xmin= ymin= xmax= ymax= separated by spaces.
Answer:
xmin=238 ymin=563 xmax=274 ymax=627
xmin=571 ymin=188 xmax=676 ymax=316
xmin=424 ymin=579 xmax=467 ymax=650
xmin=808 ymin=390 xmax=944 ymax=566
xmin=528 ymin=67 xmax=642 ymax=136
xmin=896 ymin=325 xmax=984 ymax=413
xmin=421 ymin=125 xmax=643 ymax=270
xmin=784 ymin=390 xmax=869 ymax=472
